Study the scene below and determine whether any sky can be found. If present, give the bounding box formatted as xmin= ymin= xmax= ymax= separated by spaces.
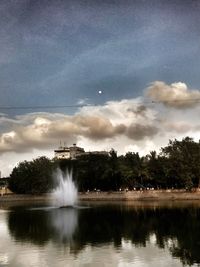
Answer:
xmin=1 ymin=0 xmax=200 ymax=176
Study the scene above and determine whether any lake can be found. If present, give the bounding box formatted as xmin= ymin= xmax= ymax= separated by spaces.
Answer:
xmin=0 ymin=201 xmax=200 ymax=267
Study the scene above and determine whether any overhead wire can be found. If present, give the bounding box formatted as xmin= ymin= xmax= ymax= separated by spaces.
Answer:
xmin=0 ymin=104 xmax=94 ymax=110
xmin=0 ymin=98 xmax=200 ymax=110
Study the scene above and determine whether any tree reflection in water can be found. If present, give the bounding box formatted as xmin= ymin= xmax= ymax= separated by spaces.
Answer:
xmin=7 ymin=203 xmax=200 ymax=266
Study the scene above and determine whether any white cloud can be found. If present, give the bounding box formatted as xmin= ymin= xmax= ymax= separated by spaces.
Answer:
xmin=1 ymin=82 xmax=200 ymax=176
xmin=0 ymin=99 xmax=159 ymax=156
xmin=146 ymin=81 xmax=200 ymax=108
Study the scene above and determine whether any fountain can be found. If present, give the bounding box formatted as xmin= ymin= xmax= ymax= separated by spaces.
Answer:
xmin=52 ymin=168 xmax=78 ymax=208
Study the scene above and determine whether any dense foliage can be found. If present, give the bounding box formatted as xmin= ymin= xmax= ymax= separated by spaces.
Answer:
xmin=9 ymin=156 xmax=56 ymax=194
xmin=8 ymin=137 xmax=200 ymax=194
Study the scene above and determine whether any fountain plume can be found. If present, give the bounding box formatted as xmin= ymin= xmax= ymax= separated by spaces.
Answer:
xmin=52 ymin=168 xmax=78 ymax=207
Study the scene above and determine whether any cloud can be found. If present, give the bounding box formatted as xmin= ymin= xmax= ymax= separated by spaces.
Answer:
xmin=146 ymin=81 xmax=200 ymax=109
xmin=1 ymin=82 xmax=200 ymax=157
xmin=163 ymin=121 xmax=192 ymax=133
xmin=1 ymin=87 xmax=200 ymax=176
xmin=1 ymin=80 xmax=200 ymax=177
xmin=0 ymin=99 xmax=159 ymax=154
xmin=127 ymin=123 xmax=158 ymax=140
xmin=3 ymin=88 xmax=200 ymax=157
xmin=162 ymin=120 xmax=200 ymax=135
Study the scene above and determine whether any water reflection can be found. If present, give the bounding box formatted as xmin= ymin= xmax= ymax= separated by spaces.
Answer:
xmin=8 ymin=207 xmax=78 ymax=246
xmin=51 ymin=208 xmax=78 ymax=243
xmin=6 ymin=203 xmax=200 ymax=266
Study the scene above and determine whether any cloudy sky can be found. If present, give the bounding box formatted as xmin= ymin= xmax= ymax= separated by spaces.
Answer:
xmin=1 ymin=0 xmax=200 ymax=176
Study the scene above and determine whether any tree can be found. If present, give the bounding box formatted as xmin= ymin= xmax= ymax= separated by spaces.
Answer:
xmin=161 ymin=137 xmax=200 ymax=189
xmin=146 ymin=151 xmax=168 ymax=189
xmin=8 ymin=136 xmax=200 ymax=194
xmin=119 ymin=152 xmax=147 ymax=189
xmin=9 ymin=157 xmax=56 ymax=194
xmin=76 ymin=153 xmax=111 ymax=191
xmin=101 ymin=149 xmax=123 ymax=190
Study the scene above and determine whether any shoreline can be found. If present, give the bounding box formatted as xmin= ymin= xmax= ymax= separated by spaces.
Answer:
xmin=1 ymin=189 xmax=200 ymax=202
xmin=79 ymin=190 xmax=200 ymax=201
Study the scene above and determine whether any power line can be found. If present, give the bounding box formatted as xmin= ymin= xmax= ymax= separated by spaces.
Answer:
xmin=0 ymin=98 xmax=200 ymax=110
xmin=151 ymin=98 xmax=200 ymax=103
xmin=0 ymin=104 xmax=95 ymax=110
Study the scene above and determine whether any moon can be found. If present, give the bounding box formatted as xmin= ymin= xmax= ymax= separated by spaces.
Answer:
xmin=98 ymin=90 xmax=102 ymax=94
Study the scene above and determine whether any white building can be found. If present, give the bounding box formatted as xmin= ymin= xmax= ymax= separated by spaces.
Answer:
xmin=54 ymin=144 xmax=85 ymax=160
xmin=54 ymin=144 xmax=109 ymax=160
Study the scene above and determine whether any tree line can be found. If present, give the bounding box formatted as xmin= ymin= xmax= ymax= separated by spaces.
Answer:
xmin=8 ymin=137 xmax=200 ymax=194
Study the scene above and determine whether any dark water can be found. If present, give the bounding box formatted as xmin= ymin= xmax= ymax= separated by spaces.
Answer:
xmin=0 ymin=201 xmax=200 ymax=266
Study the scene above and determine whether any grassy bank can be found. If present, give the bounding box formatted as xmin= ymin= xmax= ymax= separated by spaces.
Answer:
xmin=1 ymin=190 xmax=200 ymax=202
xmin=79 ymin=190 xmax=200 ymax=201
